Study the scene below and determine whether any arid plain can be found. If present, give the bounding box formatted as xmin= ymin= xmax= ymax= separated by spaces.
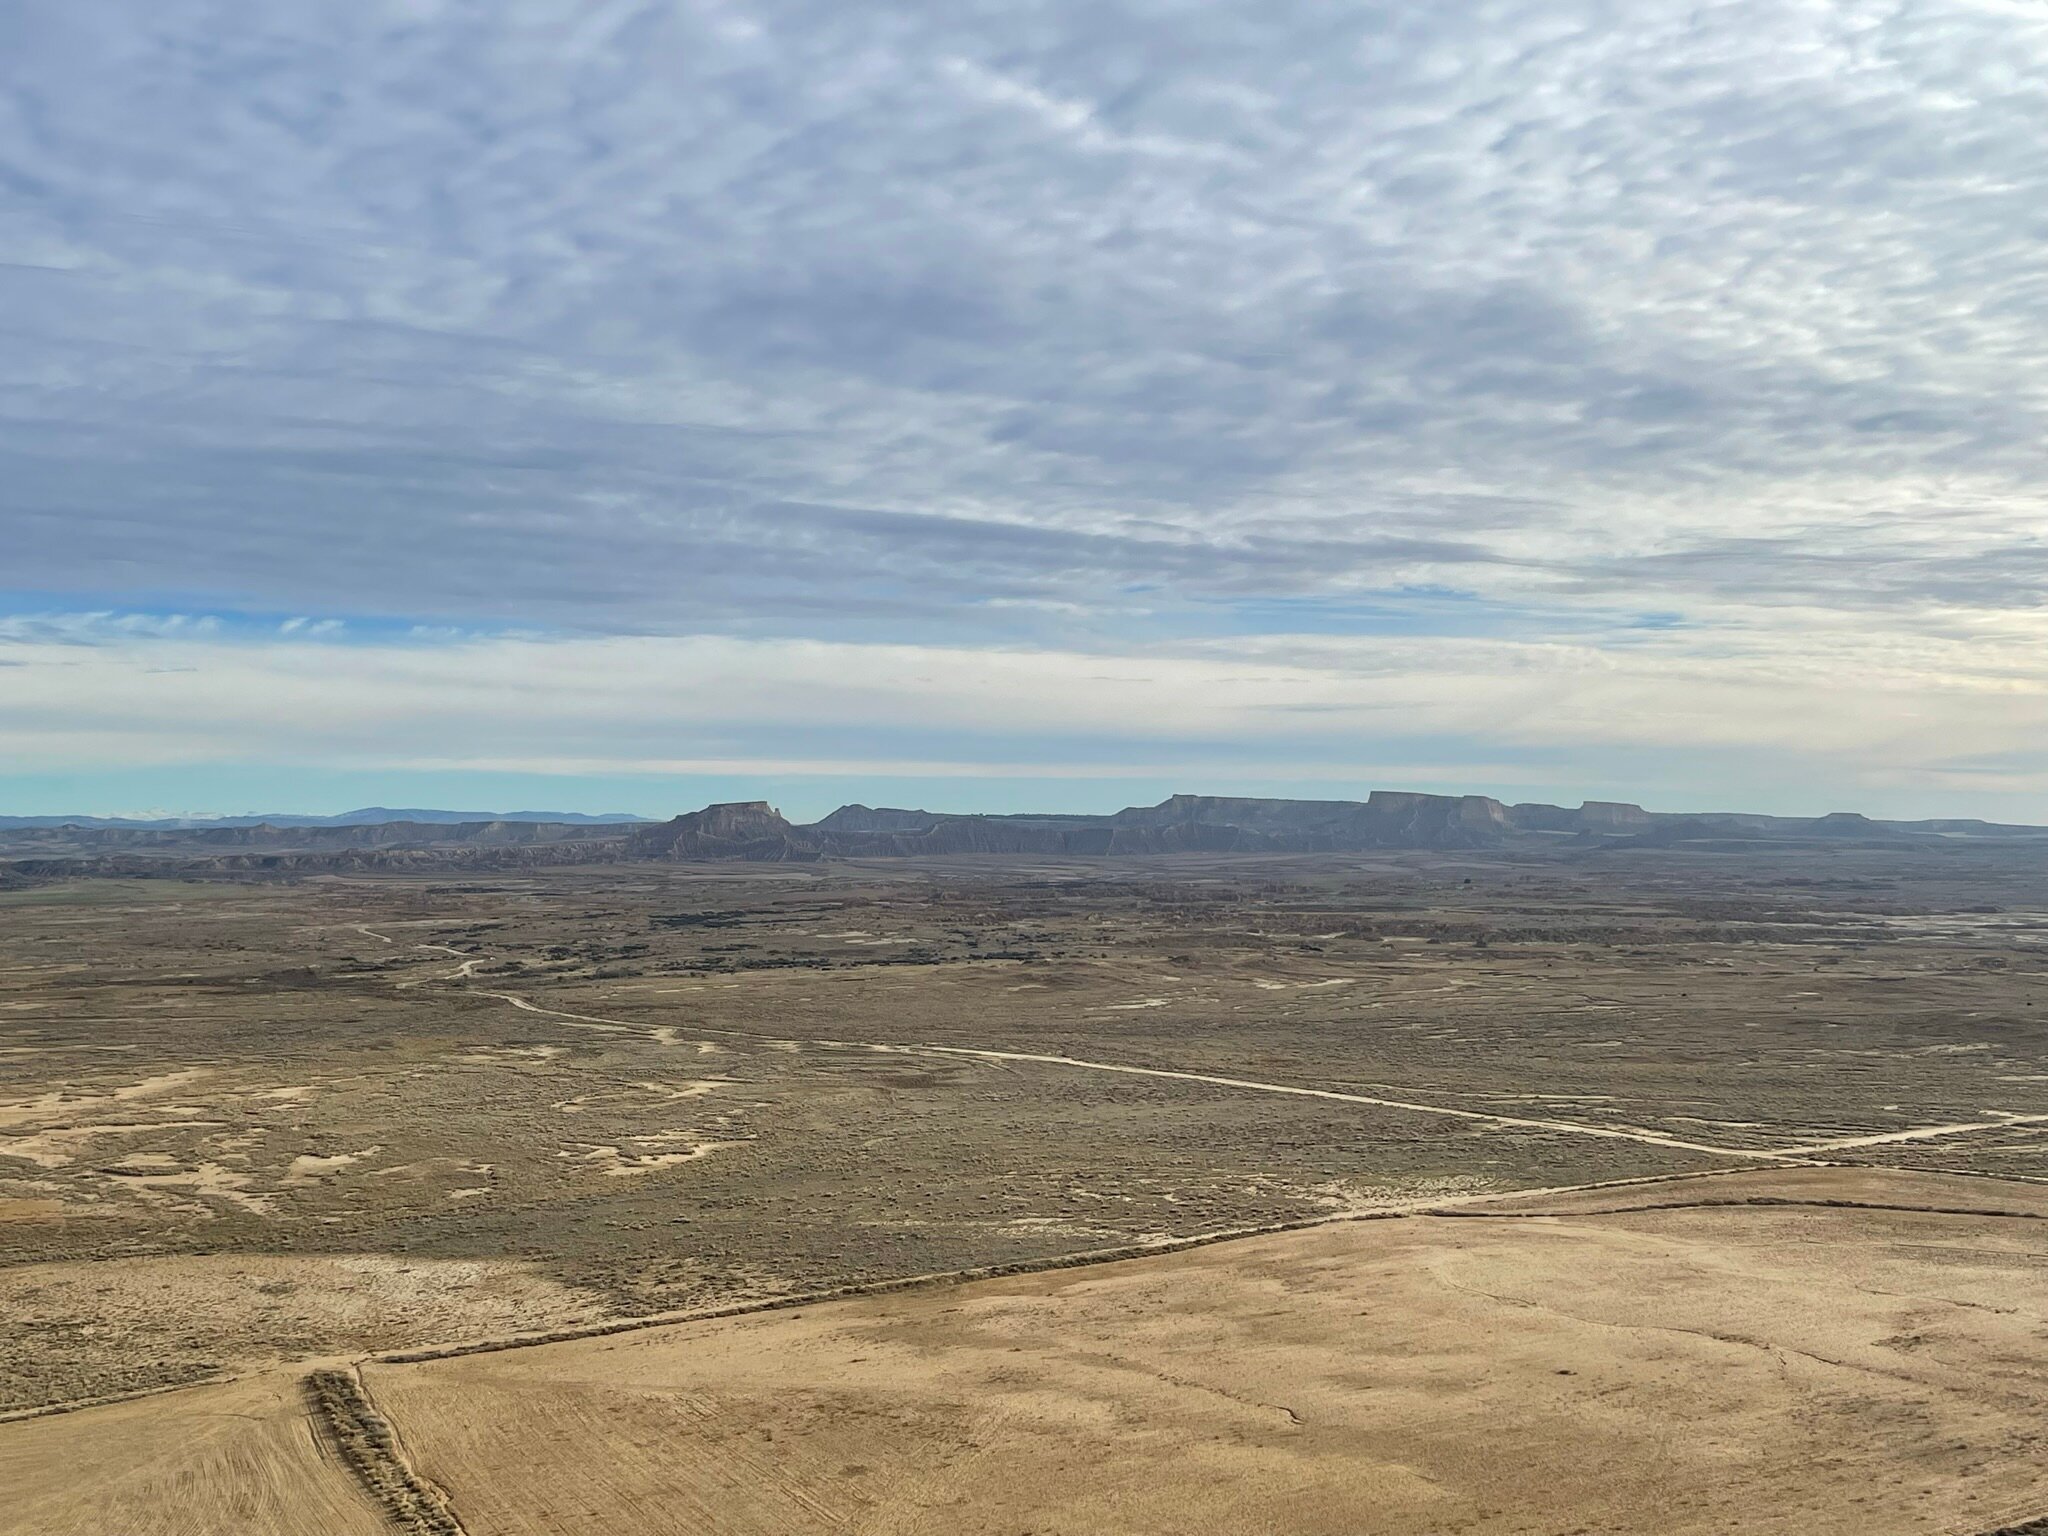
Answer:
xmin=7 ymin=842 xmax=2048 ymax=1533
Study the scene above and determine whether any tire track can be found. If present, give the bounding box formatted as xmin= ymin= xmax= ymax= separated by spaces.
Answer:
xmin=1427 ymin=1195 xmax=2048 ymax=1222
xmin=903 ymin=1042 xmax=1786 ymax=1161
xmin=1781 ymin=1115 xmax=2048 ymax=1154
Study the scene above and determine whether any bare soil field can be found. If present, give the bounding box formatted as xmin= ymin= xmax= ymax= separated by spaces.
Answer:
xmin=6 ymin=843 xmax=2048 ymax=1529
xmin=1 ymin=1368 xmax=389 ymax=1535
xmin=363 ymin=1167 xmax=2048 ymax=1536
xmin=10 ymin=1166 xmax=2048 ymax=1535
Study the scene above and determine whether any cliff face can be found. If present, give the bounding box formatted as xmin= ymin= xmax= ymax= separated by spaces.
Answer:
xmin=1576 ymin=800 xmax=1653 ymax=833
xmin=1358 ymin=791 xmax=1508 ymax=847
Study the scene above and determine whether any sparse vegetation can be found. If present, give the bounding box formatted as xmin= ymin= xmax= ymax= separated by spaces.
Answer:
xmin=8 ymin=846 xmax=2048 ymax=1531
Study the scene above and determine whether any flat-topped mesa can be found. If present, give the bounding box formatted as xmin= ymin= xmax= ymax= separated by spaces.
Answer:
xmin=1808 ymin=811 xmax=1881 ymax=836
xmin=1505 ymin=800 xmax=1650 ymax=834
xmin=1577 ymin=800 xmax=1652 ymax=832
xmin=1359 ymin=791 xmax=1510 ymax=847
xmin=1365 ymin=790 xmax=1507 ymax=820
xmin=1112 ymin=795 xmax=1367 ymax=835
xmin=625 ymin=802 xmax=820 ymax=862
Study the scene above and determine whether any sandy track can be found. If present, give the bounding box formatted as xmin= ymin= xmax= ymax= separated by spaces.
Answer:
xmin=1785 ymin=1115 xmax=2048 ymax=1153
xmin=472 ymin=987 xmax=2048 ymax=1167
xmin=479 ymin=990 xmax=1779 ymax=1160
xmin=904 ymin=1042 xmax=1784 ymax=1159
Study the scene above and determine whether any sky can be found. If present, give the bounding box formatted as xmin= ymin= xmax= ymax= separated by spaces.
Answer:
xmin=4 ymin=0 xmax=2048 ymax=823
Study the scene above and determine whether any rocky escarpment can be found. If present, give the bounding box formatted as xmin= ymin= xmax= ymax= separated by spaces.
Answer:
xmin=13 ymin=789 xmax=2044 ymax=881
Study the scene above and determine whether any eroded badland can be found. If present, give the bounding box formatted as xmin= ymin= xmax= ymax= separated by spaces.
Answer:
xmin=8 ymin=837 xmax=2048 ymax=1533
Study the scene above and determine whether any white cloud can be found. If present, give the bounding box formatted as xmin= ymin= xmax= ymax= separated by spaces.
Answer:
xmin=5 ymin=617 xmax=2048 ymax=811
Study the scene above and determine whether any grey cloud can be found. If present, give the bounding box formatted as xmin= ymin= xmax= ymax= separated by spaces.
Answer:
xmin=0 ymin=400 xmax=1509 ymax=635
xmin=3 ymin=0 xmax=2048 ymax=633
xmin=1573 ymin=536 xmax=2048 ymax=614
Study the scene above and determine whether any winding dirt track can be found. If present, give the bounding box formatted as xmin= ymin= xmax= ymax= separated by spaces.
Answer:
xmin=482 ymin=990 xmax=1774 ymax=1156
xmin=1784 ymin=1115 xmax=2048 ymax=1153
xmin=901 ymin=1040 xmax=1781 ymax=1158
xmin=480 ymin=987 xmax=2048 ymax=1166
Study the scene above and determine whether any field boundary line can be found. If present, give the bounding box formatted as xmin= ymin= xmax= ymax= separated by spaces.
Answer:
xmin=306 ymin=1366 xmax=468 ymax=1536
xmin=11 ymin=1163 xmax=2016 ymax=1420
xmin=4 ymin=1168 xmax=1755 ymax=1422
xmin=0 ymin=1373 xmax=229 ymax=1425
xmin=367 ymin=1165 xmax=1786 ymax=1367
xmin=1426 ymin=1195 xmax=2048 ymax=1222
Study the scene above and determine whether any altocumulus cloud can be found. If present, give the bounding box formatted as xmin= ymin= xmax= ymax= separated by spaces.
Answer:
xmin=2 ymin=0 xmax=2047 ymax=811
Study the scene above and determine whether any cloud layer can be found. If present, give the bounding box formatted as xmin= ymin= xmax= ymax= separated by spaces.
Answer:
xmin=4 ymin=1 xmax=2047 ymax=811
xmin=8 ymin=611 xmax=2048 ymax=815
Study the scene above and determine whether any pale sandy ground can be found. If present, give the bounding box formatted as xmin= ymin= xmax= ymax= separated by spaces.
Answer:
xmin=8 ymin=1167 xmax=2048 ymax=1536
xmin=360 ymin=1179 xmax=2048 ymax=1535
xmin=1 ymin=1370 xmax=387 ymax=1536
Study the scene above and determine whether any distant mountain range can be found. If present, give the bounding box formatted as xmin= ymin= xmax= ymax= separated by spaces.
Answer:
xmin=0 ymin=807 xmax=643 ymax=830
xmin=9 ymin=790 xmax=2042 ymax=878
